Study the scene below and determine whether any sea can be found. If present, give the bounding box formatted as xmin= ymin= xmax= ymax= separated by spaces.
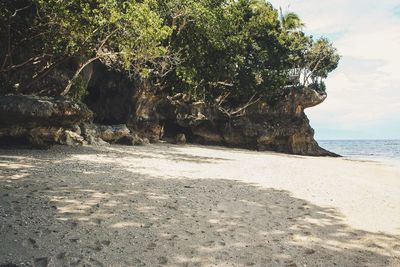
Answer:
xmin=318 ymin=140 xmax=400 ymax=165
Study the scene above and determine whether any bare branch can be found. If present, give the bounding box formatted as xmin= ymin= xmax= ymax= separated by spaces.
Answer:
xmin=0 ymin=55 xmax=48 ymax=74
xmin=60 ymin=57 xmax=99 ymax=96
xmin=303 ymin=54 xmax=328 ymax=86
xmin=26 ymin=56 xmax=70 ymax=88
xmin=97 ymin=29 xmax=119 ymax=54
xmin=11 ymin=4 xmax=33 ymax=18
xmin=215 ymin=92 xmax=231 ymax=106
xmin=229 ymin=95 xmax=260 ymax=117
xmin=216 ymin=94 xmax=260 ymax=118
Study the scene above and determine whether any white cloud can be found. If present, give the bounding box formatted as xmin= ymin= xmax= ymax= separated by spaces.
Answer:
xmin=269 ymin=0 xmax=400 ymax=139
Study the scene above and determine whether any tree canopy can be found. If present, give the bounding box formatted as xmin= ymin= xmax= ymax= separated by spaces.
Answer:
xmin=0 ymin=0 xmax=340 ymax=102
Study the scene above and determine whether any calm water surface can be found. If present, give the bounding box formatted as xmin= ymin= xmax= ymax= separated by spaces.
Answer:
xmin=318 ymin=140 xmax=400 ymax=165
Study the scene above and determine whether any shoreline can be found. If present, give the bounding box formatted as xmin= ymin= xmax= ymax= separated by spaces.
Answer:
xmin=1 ymin=144 xmax=399 ymax=266
xmin=318 ymin=139 xmax=400 ymax=165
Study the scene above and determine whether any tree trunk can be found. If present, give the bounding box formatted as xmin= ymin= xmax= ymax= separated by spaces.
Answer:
xmin=60 ymin=57 xmax=98 ymax=97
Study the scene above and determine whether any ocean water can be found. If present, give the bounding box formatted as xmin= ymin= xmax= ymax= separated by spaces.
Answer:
xmin=318 ymin=140 xmax=400 ymax=162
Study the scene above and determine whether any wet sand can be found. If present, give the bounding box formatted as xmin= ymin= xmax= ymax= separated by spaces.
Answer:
xmin=0 ymin=144 xmax=399 ymax=266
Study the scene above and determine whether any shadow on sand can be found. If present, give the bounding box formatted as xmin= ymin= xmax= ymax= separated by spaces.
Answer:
xmin=0 ymin=145 xmax=399 ymax=266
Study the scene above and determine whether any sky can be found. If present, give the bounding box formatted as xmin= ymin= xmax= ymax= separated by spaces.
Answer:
xmin=268 ymin=0 xmax=400 ymax=140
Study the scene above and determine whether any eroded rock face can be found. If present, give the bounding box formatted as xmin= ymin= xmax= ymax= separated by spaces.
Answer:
xmin=134 ymin=87 xmax=337 ymax=156
xmin=0 ymin=95 xmax=92 ymax=127
xmin=0 ymin=86 xmax=335 ymax=156
xmin=0 ymin=95 xmax=92 ymax=147
xmin=0 ymin=95 xmax=147 ymax=147
xmin=80 ymin=123 xmax=145 ymax=146
xmin=149 ymin=84 xmax=332 ymax=156
xmin=132 ymin=88 xmax=164 ymax=143
xmin=59 ymin=130 xmax=86 ymax=146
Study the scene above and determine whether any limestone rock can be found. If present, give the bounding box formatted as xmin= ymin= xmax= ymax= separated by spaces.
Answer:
xmin=80 ymin=123 xmax=135 ymax=145
xmin=80 ymin=123 xmax=108 ymax=146
xmin=97 ymin=124 xmax=130 ymax=143
xmin=132 ymin=89 xmax=165 ymax=142
xmin=71 ymin=125 xmax=82 ymax=136
xmin=59 ymin=130 xmax=86 ymax=146
xmin=0 ymin=95 xmax=92 ymax=147
xmin=176 ymin=134 xmax=186 ymax=145
xmin=161 ymin=87 xmax=338 ymax=156
xmin=86 ymin=135 xmax=110 ymax=146
xmin=78 ymin=64 xmax=337 ymax=156
xmin=117 ymin=134 xmax=145 ymax=146
xmin=141 ymin=137 xmax=150 ymax=145
xmin=0 ymin=95 xmax=92 ymax=128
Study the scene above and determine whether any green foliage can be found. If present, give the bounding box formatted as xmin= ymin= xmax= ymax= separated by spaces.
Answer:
xmin=306 ymin=38 xmax=340 ymax=80
xmin=159 ymin=0 xmax=339 ymax=102
xmin=69 ymin=75 xmax=88 ymax=101
xmin=0 ymin=0 xmax=172 ymax=95
xmin=161 ymin=0 xmax=291 ymax=100
xmin=280 ymin=11 xmax=305 ymax=31
xmin=35 ymin=0 xmax=172 ymax=85
xmin=0 ymin=0 xmax=340 ymax=101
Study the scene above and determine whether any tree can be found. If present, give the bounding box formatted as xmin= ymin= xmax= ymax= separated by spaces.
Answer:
xmin=0 ymin=1 xmax=40 ymax=92
xmin=162 ymin=0 xmax=292 ymax=101
xmin=279 ymin=9 xmax=305 ymax=32
xmin=37 ymin=0 xmax=172 ymax=96
xmin=302 ymin=38 xmax=340 ymax=88
xmin=1 ymin=0 xmax=340 ymax=100
xmin=0 ymin=0 xmax=172 ymax=96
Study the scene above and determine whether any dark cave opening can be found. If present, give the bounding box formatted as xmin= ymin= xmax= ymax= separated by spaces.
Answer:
xmin=160 ymin=119 xmax=193 ymax=142
xmin=83 ymin=62 xmax=136 ymax=125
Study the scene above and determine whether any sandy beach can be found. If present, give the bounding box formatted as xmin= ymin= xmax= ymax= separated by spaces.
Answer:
xmin=0 ymin=144 xmax=399 ymax=266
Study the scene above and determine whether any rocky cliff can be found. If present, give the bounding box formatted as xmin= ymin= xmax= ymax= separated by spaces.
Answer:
xmin=0 ymin=95 xmax=148 ymax=148
xmin=0 ymin=80 xmax=337 ymax=156
xmin=0 ymin=95 xmax=92 ymax=147
xmin=132 ymin=87 xmax=337 ymax=156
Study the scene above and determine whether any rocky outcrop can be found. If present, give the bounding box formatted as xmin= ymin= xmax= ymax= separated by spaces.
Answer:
xmin=80 ymin=123 xmax=147 ymax=146
xmin=59 ymin=130 xmax=86 ymax=146
xmin=0 ymin=95 xmax=149 ymax=148
xmin=0 ymin=95 xmax=92 ymax=127
xmin=131 ymin=87 xmax=165 ymax=143
xmin=133 ymin=87 xmax=338 ymax=156
xmin=0 ymin=85 xmax=337 ymax=156
xmin=80 ymin=123 xmax=128 ymax=144
xmin=0 ymin=95 xmax=92 ymax=147
xmin=81 ymin=65 xmax=335 ymax=156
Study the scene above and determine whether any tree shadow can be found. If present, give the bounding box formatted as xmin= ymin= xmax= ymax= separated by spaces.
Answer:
xmin=0 ymin=146 xmax=399 ymax=267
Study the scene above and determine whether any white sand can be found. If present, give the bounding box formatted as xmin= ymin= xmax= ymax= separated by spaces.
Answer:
xmin=0 ymin=144 xmax=399 ymax=266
